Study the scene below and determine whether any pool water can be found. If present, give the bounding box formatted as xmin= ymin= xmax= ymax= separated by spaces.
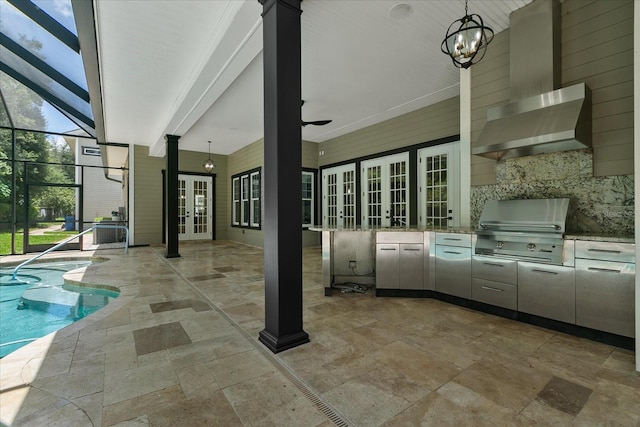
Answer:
xmin=0 ymin=261 xmax=119 ymax=358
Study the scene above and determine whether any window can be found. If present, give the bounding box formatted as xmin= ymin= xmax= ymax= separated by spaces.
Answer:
xmin=231 ymin=168 xmax=261 ymax=228
xmin=82 ymin=146 xmax=100 ymax=156
xmin=251 ymin=171 xmax=261 ymax=227
xmin=241 ymin=175 xmax=249 ymax=226
xmin=302 ymin=171 xmax=314 ymax=227
xmin=232 ymin=177 xmax=241 ymax=225
xmin=231 ymin=168 xmax=316 ymax=230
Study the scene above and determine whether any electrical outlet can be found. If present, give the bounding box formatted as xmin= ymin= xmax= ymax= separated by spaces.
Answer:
xmin=348 ymin=260 xmax=357 ymax=268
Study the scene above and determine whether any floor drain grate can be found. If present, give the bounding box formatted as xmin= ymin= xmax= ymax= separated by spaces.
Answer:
xmin=276 ymin=361 xmax=353 ymax=427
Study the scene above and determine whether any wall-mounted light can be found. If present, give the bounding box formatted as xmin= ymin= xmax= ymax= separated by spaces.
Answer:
xmin=441 ymin=0 xmax=494 ymax=69
xmin=203 ymin=140 xmax=215 ymax=174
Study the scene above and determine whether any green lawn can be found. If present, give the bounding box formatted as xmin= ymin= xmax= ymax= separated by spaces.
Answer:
xmin=0 ymin=229 xmax=79 ymax=255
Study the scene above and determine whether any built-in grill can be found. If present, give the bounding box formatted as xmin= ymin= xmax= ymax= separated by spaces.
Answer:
xmin=475 ymin=198 xmax=570 ymax=265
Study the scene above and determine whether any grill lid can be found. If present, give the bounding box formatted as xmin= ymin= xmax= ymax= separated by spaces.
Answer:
xmin=478 ymin=198 xmax=570 ymax=234
xmin=476 ymin=198 xmax=570 ymax=265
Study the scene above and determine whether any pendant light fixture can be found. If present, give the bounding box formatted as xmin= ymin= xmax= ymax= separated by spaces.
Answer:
xmin=203 ymin=140 xmax=215 ymax=174
xmin=441 ymin=0 xmax=494 ymax=69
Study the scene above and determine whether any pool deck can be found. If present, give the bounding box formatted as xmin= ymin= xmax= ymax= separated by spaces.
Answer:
xmin=0 ymin=240 xmax=639 ymax=426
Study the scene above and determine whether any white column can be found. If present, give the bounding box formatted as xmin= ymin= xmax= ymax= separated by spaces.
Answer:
xmin=128 ymin=144 xmax=135 ymax=247
xmin=460 ymin=68 xmax=471 ymax=228
xmin=634 ymin=0 xmax=639 ymax=372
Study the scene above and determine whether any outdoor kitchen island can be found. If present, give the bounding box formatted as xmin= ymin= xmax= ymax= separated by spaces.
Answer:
xmin=311 ymin=224 xmax=635 ymax=350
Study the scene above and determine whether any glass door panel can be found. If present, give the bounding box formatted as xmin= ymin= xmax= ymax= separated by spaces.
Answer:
xmin=178 ymin=174 xmax=212 ymax=241
xmin=361 ymin=152 xmax=409 ymax=228
xmin=418 ymin=142 xmax=460 ymax=228
xmin=322 ymin=163 xmax=355 ymax=228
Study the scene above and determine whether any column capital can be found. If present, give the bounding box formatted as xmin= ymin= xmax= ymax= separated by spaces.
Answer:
xmin=259 ymin=0 xmax=301 ymax=16
xmin=165 ymin=134 xmax=181 ymax=143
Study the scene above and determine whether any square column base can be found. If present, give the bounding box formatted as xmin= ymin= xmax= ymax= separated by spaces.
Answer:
xmin=258 ymin=329 xmax=309 ymax=353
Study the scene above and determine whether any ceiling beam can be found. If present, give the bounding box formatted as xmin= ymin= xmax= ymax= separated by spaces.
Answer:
xmin=148 ymin=1 xmax=263 ymax=157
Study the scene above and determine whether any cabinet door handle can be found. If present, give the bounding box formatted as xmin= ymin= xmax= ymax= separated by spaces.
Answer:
xmin=481 ymin=286 xmax=503 ymax=292
xmin=403 ymin=248 xmax=421 ymax=252
xmin=588 ymin=267 xmax=621 ymax=274
xmin=380 ymin=248 xmax=397 ymax=251
xmin=588 ymin=248 xmax=621 ymax=254
xmin=444 ymin=238 xmax=462 ymax=241
xmin=483 ymin=262 xmax=504 ymax=268
xmin=444 ymin=251 xmax=462 ymax=255
xmin=532 ymin=269 xmax=558 ymax=275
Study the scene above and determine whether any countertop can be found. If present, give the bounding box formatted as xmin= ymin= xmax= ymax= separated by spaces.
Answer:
xmin=310 ymin=226 xmax=635 ymax=244
xmin=309 ymin=226 xmax=476 ymax=234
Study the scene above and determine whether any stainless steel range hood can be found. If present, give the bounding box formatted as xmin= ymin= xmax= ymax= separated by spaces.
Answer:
xmin=473 ymin=0 xmax=592 ymax=160
xmin=473 ymin=83 xmax=591 ymax=160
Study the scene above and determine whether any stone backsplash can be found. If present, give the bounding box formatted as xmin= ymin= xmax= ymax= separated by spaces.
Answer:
xmin=470 ymin=149 xmax=634 ymax=236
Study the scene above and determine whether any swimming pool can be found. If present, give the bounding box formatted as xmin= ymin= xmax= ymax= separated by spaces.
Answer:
xmin=0 ymin=260 xmax=119 ymax=358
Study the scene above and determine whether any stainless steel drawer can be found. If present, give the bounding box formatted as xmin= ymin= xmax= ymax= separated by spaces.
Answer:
xmin=575 ymin=258 xmax=635 ymax=337
xmin=472 ymin=278 xmax=517 ymax=310
xmin=435 ymin=233 xmax=471 ymax=248
xmin=518 ymin=262 xmax=575 ymax=324
xmin=472 ymin=255 xmax=517 ymax=285
xmin=575 ymin=241 xmax=635 ymax=263
xmin=376 ymin=231 xmax=424 ymax=244
xmin=435 ymin=245 xmax=472 ymax=298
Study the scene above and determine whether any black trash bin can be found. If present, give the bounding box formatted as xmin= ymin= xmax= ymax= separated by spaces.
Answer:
xmin=64 ymin=216 xmax=75 ymax=231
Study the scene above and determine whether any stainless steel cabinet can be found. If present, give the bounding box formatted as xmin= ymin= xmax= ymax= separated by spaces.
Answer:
xmin=575 ymin=244 xmax=635 ymax=338
xmin=399 ymin=244 xmax=424 ymax=290
xmin=435 ymin=233 xmax=472 ymax=298
xmin=472 ymin=255 xmax=517 ymax=309
xmin=376 ymin=244 xmax=399 ymax=289
xmin=376 ymin=232 xmax=424 ymax=290
xmin=518 ymin=262 xmax=576 ymax=324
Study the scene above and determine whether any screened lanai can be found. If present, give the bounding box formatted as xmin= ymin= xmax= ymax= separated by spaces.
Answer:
xmin=0 ymin=0 xmax=125 ymax=255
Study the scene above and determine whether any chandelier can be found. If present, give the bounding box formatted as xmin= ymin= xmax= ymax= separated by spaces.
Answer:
xmin=203 ymin=140 xmax=216 ymax=174
xmin=441 ymin=0 xmax=494 ymax=69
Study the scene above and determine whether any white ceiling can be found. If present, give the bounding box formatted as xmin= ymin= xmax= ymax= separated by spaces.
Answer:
xmin=94 ymin=0 xmax=533 ymax=160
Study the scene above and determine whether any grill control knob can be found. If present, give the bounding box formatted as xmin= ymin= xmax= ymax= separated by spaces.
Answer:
xmin=496 ymin=241 xmax=504 ymax=249
xmin=527 ymin=243 xmax=536 ymax=251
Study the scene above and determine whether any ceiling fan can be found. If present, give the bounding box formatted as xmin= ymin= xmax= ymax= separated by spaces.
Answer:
xmin=301 ymin=100 xmax=332 ymax=127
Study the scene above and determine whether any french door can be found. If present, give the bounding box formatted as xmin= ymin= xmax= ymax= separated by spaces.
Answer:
xmin=322 ymin=163 xmax=356 ymax=228
xmin=418 ymin=142 xmax=460 ymax=228
xmin=361 ymin=152 xmax=409 ymax=227
xmin=178 ymin=174 xmax=213 ymax=240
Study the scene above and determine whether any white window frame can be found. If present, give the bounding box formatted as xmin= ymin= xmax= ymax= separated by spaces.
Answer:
xmin=232 ymin=177 xmax=240 ymax=226
xmin=417 ymin=142 xmax=460 ymax=228
xmin=302 ymin=171 xmax=314 ymax=228
xmin=232 ymin=168 xmax=261 ymax=229
xmin=321 ymin=163 xmax=356 ymax=228
xmin=241 ymin=175 xmax=250 ymax=226
xmin=250 ymin=171 xmax=261 ymax=227
xmin=361 ymin=152 xmax=409 ymax=228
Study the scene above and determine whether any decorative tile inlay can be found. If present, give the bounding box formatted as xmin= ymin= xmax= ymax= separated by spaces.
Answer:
xmin=149 ymin=299 xmax=212 ymax=313
xmin=133 ymin=322 xmax=193 ymax=356
xmin=188 ymin=273 xmax=225 ymax=281
xmin=536 ymin=376 xmax=593 ymax=416
xmin=214 ymin=266 xmax=238 ymax=273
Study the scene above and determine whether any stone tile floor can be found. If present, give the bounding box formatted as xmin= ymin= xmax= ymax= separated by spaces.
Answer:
xmin=0 ymin=240 xmax=638 ymax=426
